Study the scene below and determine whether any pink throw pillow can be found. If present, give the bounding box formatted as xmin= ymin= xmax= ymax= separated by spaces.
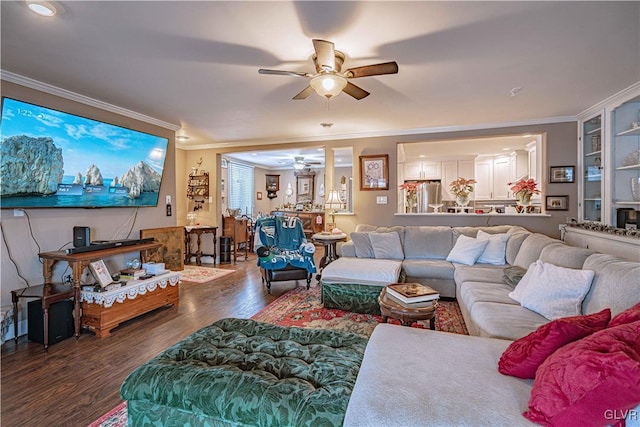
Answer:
xmin=524 ymin=321 xmax=640 ymax=427
xmin=609 ymin=302 xmax=640 ymax=327
xmin=498 ymin=308 xmax=610 ymax=379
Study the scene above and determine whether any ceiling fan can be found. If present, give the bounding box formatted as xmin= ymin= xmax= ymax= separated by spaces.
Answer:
xmin=293 ymin=156 xmax=321 ymax=170
xmin=259 ymin=39 xmax=398 ymax=100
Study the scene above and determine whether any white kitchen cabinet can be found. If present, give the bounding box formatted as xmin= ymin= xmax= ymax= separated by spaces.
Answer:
xmin=404 ymin=161 xmax=441 ymax=180
xmin=441 ymin=160 xmax=475 ymax=200
xmin=474 ymin=156 xmax=512 ymax=200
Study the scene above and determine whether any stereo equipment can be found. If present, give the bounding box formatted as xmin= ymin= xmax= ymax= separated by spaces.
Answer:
xmin=65 ymin=237 xmax=155 ymax=254
xmin=73 ymin=226 xmax=91 ymax=247
xmin=27 ymin=299 xmax=74 ymax=345
xmin=617 ymin=208 xmax=639 ymax=230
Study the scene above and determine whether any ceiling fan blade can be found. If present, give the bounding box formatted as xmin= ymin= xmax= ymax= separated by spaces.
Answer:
xmin=313 ymin=39 xmax=336 ymax=71
xmin=344 ymin=61 xmax=399 ymax=78
xmin=292 ymin=85 xmax=315 ymax=100
xmin=342 ymin=82 xmax=370 ymax=100
xmin=258 ymin=69 xmax=311 ymax=78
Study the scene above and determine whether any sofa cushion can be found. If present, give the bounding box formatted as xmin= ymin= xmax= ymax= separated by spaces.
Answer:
xmin=505 ymin=230 xmax=531 ymax=265
xmin=524 ymin=321 xmax=640 ymax=426
xmin=349 ymin=232 xmax=374 ymax=258
xmin=454 ymin=264 xmax=505 ymax=285
xmin=344 ymin=325 xmax=534 ymax=427
xmin=368 ymin=232 xmax=404 ymax=260
xmin=476 ymin=230 xmax=509 ymax=265
xmin=401 ymin=259 xmax=455 ymax=281
xmin=518 ymin=261 xmax=595 ymax=320
xmin=508 ymin=260 xmax=542 ymax=304
xmin=453 ymin=225 xmax=515 ymax=238
xmin=498 ymin=308 xmax=611 ymax=379
xmin=403 ymin=226 xmax=454 ymax=259
xmin=539 ymin=243 xmax=595 ymax=269
xmin=610 ymin=302 xmax=640 ymax=327
xmin=582 ymin=253 xmax=640 ymax=316
xmin=321 ymin=257 xmax=402 ymax=286
xmin=354 ymin=224 xmax=406 ymax=246
xmin=469 ymin=302 xmax=549 ymax=340
xmin=503 ymin=265 xmax=527 ymax=288
xmin=446 ymin=235 xmax=489 ymax=266
xmin=513 ymin=233 xmax=557 ymax=269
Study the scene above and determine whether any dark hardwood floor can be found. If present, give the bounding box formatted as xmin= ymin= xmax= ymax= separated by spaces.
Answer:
xmin=1 ymin=253 xmax=309 ymax=426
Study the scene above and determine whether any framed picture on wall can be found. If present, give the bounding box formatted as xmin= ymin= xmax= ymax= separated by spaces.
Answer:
xmin=549 ymin=166 xmax=575 ymax=183
xmin=256 ymin=191 xmax=263 ymax=200
xmin=546 ymin=195 xmax=569 ymax=210
xmin=359 ymin=154 xmax=389 ymax=190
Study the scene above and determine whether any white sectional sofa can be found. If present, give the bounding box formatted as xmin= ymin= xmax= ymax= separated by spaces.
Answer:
xmin=332 ymin=224 xmax=640 ymax=426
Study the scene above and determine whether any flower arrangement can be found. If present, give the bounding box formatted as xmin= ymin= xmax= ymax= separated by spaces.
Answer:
xmin=508 ymin=178 xmax=540 ymax=205
xmin=449 ymin=177 xmax=477 ymax=197
xmin=400 ymin=182 xmax=419 ymax=211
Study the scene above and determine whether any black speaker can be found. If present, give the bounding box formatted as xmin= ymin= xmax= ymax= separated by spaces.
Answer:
xmin=28 ymin=299 xmax=74 ymax=345
xmin=73 ymin=226 xmax=91 ymax=247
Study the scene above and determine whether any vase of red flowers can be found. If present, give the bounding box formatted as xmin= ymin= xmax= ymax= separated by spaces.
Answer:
xmin=449 ymin=177 xmax=477 ymax=207
xmin=509 ymin=178 xmax=540 ymax=213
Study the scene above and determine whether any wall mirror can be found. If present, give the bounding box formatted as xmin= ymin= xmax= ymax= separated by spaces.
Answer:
xmin=296 ymin=173 xmax=315 ymax=203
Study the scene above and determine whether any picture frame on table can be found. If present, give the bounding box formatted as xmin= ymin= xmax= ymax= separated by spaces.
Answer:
xmin=549 ymin=166 xmax=575 ymax=183
xmin=359 ymin=154 xmax=389 ymax=190
xmin=89 ymin=259 xmax=114 ymax=288
xmin=546 ymin=195 xmax=569 ymax=211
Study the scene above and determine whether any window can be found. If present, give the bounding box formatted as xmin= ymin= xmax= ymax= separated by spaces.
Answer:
xmin=228 ymin=161 xmax=254 ymax=216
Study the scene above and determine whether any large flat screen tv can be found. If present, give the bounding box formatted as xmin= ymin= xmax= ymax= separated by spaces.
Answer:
xmin=0 ymin=97 xmax=169 ymax=209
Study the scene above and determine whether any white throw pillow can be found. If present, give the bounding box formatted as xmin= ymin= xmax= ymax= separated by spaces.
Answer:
xmin=508 ymin=260 xmax=541 ymax=303
xmin=476 ymin=230 xmax=510 ymax=265
xmin=349 ymin=232 xmax=374 ymax=258
xmin=368 ymin=232 xmax=404 ymax=260
xmin=445 ymin=235 xmax=489 ymax=266
xmin=518 ymin=261 xmax=595 ymax=320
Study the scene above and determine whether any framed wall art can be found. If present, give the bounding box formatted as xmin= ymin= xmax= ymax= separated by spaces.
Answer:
xmin=359 ymin=154 xmax=389 ymax=190
xmin=549 ymin=166 xmax=575 ymax=183
xmin=140 ymin=226 xmax=185 ymax=271
xmin=546 ymin=195 xmax=569 ymax=210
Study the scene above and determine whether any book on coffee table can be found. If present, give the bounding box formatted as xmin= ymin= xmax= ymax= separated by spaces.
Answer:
xmin=386 ymin=283 xmax=439 ymax=304
xmin=385 ymin=292 xmax=436 ymax=308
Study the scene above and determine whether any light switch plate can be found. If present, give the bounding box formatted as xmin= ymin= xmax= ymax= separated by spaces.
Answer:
xmin=376 ymin=196 xmax=388 ymax=204
xmin=166 ymin=195 xmax=172 ymax=204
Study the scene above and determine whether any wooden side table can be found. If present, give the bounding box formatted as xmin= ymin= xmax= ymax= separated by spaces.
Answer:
xmin=11 ymin=283 xmax=75 ymax=350
xmin=311 ymin=232 xmax=347 ymax=280
xmin=378 ymin=287 xmax=437 ymax=329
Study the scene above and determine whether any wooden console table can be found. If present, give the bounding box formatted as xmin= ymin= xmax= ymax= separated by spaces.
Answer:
xmin=81 ymin=272 xmax=180 ymax=337
xmin=184 ymin=226 xmax=217 ymax=265
xmin=38 ymin=241 xmax=162 ymax=340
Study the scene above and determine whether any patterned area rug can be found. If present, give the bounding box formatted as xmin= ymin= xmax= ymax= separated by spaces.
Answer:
xmin=180 ymin=265 xmax=235 ymax=283
xmin=252 ymin=285 xmax=468 ymax=336
xmin=87 ymin=401 xmax=127 ymax=427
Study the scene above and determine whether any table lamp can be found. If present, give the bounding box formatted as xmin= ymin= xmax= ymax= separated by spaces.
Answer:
xmin=325 ymin=190 xmax=342 ymax=230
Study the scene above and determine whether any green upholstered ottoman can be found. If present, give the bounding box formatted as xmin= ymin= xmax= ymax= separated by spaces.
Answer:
xmin=120 ymin=318 xmax=367 ymax=427
xmin=320 ymin=258 xmax=404 ymax=315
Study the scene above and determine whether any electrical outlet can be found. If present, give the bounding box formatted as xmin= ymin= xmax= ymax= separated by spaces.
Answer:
xmin=13 ymin=209 xmax=24 ymax=217
xmin=376 ymin=196 xmax=388 ymax=205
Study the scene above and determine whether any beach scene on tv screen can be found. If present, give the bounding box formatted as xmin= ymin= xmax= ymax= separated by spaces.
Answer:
xmin=0 ymin=98 xmax=168 ymax=208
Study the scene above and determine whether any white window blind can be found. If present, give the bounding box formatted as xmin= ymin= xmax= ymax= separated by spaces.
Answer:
xmin=228 ymin=161 xmax=254 ymax=216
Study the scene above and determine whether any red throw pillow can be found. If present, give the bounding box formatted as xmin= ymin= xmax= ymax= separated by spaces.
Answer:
xmin=609 ymin=302 xmax=640 ymax=327
xmin=498 ymin=308 xmax=611 ymax=379
xmin=524 ymin=321 xmax=640 ymax=427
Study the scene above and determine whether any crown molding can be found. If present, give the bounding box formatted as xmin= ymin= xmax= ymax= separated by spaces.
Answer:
xmin=577 ymin=81 xmax=640 ymax=120
xmin=1 ymin=70 xmax=181 ymax=131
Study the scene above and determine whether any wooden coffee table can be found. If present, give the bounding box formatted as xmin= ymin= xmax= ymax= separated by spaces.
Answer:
xmin=378 ymin=287 xmax=437 ymax=329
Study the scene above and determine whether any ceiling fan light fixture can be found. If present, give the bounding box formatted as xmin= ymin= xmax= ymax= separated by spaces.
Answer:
xmin=310 ymin=74 xmax=347 ymax=99
xmin=26 ymin=1 xmax=57 ymax=16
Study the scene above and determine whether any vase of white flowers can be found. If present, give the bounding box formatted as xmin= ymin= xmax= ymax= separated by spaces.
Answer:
xmin=450 ymin=177 xmax=477 ymax=207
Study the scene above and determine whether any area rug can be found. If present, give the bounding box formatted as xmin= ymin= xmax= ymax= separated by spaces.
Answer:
xmin=251 ymin=285 xmax=468 ymax=336
xmin=179 ymin=265 xmax=235 ymax=283
xmin=87 ymin=401 xmax=127 ymax=427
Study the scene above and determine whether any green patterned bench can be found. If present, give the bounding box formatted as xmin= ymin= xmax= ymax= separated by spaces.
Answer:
xmin=120 ymin=318 xmax=368 ymax=426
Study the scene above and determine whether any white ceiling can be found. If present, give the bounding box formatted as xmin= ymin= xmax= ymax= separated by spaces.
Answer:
xmin=2 ymin=1 xmax=639 ymax=152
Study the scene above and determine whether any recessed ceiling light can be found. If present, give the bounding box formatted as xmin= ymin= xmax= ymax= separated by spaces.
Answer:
xmin=176 ymin=135 xmax=189 ymax=141
xmin=27 ymin=1 xmax=57 ymax=16
xmin=502 ymin=147 xmax=511 ymax=151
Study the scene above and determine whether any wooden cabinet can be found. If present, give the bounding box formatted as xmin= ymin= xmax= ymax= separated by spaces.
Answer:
xmin=404 ymin=161 xmax=441 ymax=180
xmin=187 ymin=172 xmax=209 ymax=199
xmin=222 ymin=216 xmax=250 ymax=262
